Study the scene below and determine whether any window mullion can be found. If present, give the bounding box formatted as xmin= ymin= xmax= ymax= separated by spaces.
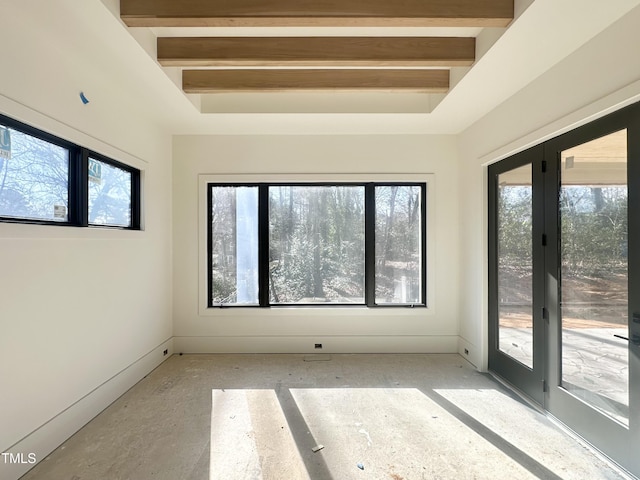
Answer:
xmin=365 ymin=183 xmax=376 ymax=307
xmin=258 ymin=184 xmax=270 ymax=307
xmin=69 ymin=147 xmax=88 ymax=226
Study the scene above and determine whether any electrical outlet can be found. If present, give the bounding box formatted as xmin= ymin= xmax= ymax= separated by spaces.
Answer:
xmin=163 ymin=349 xmax=168 ymax=356
xmin=314 ymin=343 xmax=323 ymax=349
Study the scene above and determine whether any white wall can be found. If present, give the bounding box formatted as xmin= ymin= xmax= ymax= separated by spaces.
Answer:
xmin=8 ymin=2 xmax=640 ymax=477
xmin=0 ymin=2 xmax=173 ymax=479
xmin=457 ymin=5 xmax=640 ymax=369
xmin=173 ymin=134 xmax=461 ymax=354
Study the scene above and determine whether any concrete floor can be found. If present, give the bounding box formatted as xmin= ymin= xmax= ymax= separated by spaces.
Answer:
xmin=19 ymin=354 xmax=633 ymax=480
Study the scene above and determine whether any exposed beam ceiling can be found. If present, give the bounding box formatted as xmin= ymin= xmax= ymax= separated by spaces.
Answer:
xmin=183 ymin=69 xmax=450 ymax=93
xmin=5 ymin=0 xmax=640 ymax=135
xmin=121 ymin=0 xmax=514 ymax=27
xmin=120 ymin=0 xmax=514 ymax=98
xmin=158 ymin=37 xmax=475 ymax=67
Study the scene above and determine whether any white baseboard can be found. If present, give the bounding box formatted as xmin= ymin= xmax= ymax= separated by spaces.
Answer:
xmin=3 ymin=335 xmax=459 ymax=479
xmin=174 ymin=335 xmax=458 ymax=354
xmin=2 ymin=338 xmax=174 ymax=480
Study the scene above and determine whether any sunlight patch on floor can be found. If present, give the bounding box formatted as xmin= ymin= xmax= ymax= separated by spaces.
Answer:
xmin=210 ymin=389 xmax=309 ymax=480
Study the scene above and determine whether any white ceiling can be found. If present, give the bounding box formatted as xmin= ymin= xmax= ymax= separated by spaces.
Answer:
xmin=4 ymin=0 xmax=640 ymax=136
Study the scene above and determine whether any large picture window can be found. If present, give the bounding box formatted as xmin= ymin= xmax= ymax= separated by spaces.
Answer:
xmin=0 ymin=113 xmax=141 ymax=229
xmin=269 ymin=185 xmax=365 ymax=304
xmin=208 ymin=182 xmax=426 ymax=308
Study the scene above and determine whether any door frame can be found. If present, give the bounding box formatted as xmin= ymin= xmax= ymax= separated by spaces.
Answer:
xmin=488 ymin=144 xmax=546 ymax=406
xmin=488 ymin=101 xmax=640 ymax=476
xmin=543 ymin=102 xmax=640 ymax=473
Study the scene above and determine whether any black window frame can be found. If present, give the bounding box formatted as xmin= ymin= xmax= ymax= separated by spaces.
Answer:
xmin=84 ymin=150 xmax=141 ymax=229
xmin=0 ymin=112 xmax=141 ymax=230
xmin=207 ymin=181 xmax=427 ymax=308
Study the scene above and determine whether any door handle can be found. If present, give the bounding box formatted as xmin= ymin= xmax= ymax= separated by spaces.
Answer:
xmin=614 ymin=334 xmax=640 ymax=346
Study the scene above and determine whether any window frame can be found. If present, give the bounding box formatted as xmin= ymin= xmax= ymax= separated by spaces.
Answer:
xmin=207 ymin=182 xmax=262 ymax=307
xmin=206 ymin=180 xmax=427 ymax=309
xmin=0 ymin=113 xmax=78 ymax=226
xmin=84 ymin=150 xmax=141 ymax=229
xmin=0 ymin=113 xmax=141 ymax=229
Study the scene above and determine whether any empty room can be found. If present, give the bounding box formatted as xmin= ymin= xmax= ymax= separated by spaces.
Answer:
xmin=2 ymin=1 xmax=640 ymax=479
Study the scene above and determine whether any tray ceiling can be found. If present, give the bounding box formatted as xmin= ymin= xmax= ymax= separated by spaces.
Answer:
xmin=119 ymin=0 xmax=512 ymax=104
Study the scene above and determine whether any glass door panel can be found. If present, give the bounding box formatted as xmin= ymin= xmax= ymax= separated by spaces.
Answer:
xmin=488 ymin=146 xmax=544 ymax=405
xmin=497 ymin=164 xmax=534 ymax=368
xmin=545 ymin=106 xmax=640 ymax=475
xmin=490 ymin=101 xmax=640 ymax=476
xmin=559 ymin=130 xmax=629 ymax=425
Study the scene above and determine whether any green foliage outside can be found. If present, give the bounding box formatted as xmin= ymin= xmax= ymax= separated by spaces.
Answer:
xmin=210 ymin=185 xmax=423 ymax=304
xmin=498 ymin=185 xmax=627 ymax=278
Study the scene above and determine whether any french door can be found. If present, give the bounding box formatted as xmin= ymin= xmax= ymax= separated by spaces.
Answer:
xmin=488 ymin=145 xmax=545 ymax=405
xmin=489 ymin=101 xmax=640 ymax=475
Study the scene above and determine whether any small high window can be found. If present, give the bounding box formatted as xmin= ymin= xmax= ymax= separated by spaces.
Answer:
xmin=88 ymin=155 xmax=138 ymax=228
xmin=0 ymin=124 xmax=70 ymax=222
xmin=0 ymin=113 xmax=140 ymax=229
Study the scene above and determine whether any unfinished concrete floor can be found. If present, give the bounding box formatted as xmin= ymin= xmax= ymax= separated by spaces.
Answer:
xmin=20 ymin=354 xmax=633 ymax=480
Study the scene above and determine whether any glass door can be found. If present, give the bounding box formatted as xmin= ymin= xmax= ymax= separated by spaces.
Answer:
xmin=544 ymin=107 xmax=640 ymax=473
xmin=488 ymin=146 xmax=545 ymax=405
xmin=489 ymin=101 xmax=640 ymax=476
xmin=557 ymin=130 xmax=629 ymax=424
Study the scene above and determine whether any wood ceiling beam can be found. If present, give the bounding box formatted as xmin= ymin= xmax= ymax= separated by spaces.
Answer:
xmin=158 ymin=37 xmax=475 ymax=67
xmin=182 ymin=69 xmax=450 ymax=93
xmin=121 ymin=0 xmax=513 ymax=27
